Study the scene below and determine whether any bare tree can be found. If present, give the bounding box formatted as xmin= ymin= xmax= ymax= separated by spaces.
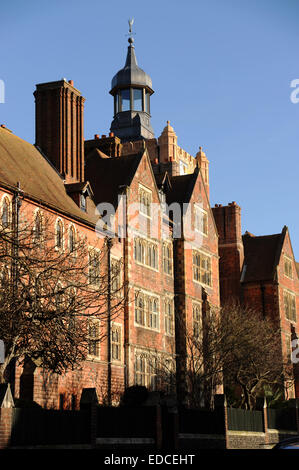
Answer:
xmin=177 ymin=301 xmax=293 ymax=409
xmin=220 ymin=303 xmax=293 ymax=409
xmin=0 ymin=200 xmax=126 ymax=385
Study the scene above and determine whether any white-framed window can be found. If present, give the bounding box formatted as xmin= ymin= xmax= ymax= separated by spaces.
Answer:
xmin=111 ymin=257 xmax=122 ymax=296
xmin=135 ymin=350 xmax=157 ymax=390
xmin=134 ymin=237 xmax=159 ymax=270
xmin=193 ymin=250 xmax=212 ymax=287
xmin=192 ymin=302 xmax=202 ymax=339
xmin=134 ymin=292 xmax=159 ymax=331
xmin=88 ymin=319 xmax=101 ymax=358
xmin=148 ymin=297 xmax=159 ymax=329
xmin=68 ymin=225 xmax=76 ymax=254
xmin=284 ymin=256 xmax=293 ymax=280
xmin=111 ymin=323 xmax=121 ymax=362
xmin=164 ymin=298 xmax=174 ymax=336
xmin=147 ymin=243 xmax=158 ymax=269
xmin=194 ymin=206 xmax=208 ymax=236
xmin=1 ymin=196 xmax=11 ymax=229
xmin=284 ymin=290 xmax=296 ymax=323
xmin=163 ymin=242 xmax=173 ymax=276
xmin=134 ymin=238 xmax=145 ymax=264
xmin=139 ymin=186 xmax=152 ymax=218
xmin=55 ymin=219 xmax=64 ymax=250
xmin=89 ymin=248 xmax=100 ymax=286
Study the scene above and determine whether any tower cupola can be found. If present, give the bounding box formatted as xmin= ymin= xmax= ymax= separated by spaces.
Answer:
xmin=110 ymin=21 xmax=154 ymax=141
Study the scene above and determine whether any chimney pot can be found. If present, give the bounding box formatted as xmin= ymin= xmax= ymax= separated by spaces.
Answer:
xmin=109 ymin=132 xmax=114 ymax=137
xmin=68 ymin=80 xmax=74 ymax=86
xmin=102 ymin=134 xmax=106 ymax=138
xmin=94 ymin=134 xmax=100 ymax=140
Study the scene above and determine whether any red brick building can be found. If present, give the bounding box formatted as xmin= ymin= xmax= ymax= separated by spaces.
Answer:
xmin=212 ymin=203 xmax=299 ymax=398
xmin=0 ymin=34 xmax=297 ymax=408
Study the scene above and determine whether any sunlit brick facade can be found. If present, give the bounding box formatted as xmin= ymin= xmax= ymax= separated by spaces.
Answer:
xmin=0 ymin=34 xmax=297 ymax=410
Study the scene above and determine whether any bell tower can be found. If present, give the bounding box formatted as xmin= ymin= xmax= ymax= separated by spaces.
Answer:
xmin=109 ymin=21 xmax=154 ymax=141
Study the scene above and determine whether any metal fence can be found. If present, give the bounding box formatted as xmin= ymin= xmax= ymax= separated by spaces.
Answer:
xmin=227 ymin=407 xmax=264 ymax=432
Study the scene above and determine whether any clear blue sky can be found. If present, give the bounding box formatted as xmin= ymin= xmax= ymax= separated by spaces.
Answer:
xmin=1 ymin=0 xmax=299 ymax=257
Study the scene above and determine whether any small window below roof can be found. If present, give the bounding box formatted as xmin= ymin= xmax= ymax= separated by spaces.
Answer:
xmin=120 ymin=89 xmax=130 ymax=112
xmin=133 ymin=88 xmax=142 ymax=111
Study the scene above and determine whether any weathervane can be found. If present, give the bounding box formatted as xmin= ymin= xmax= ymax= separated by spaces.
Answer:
xmin=127 ymin=18 xmax=135 ymax=43
xmin=128 ymin=18 xmax=134 ymax=34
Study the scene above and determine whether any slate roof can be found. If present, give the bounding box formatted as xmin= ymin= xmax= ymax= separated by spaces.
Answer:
xmin=85 ymin=150 xmax=143 ymax=207
xmin=166 ymin=172 xmax=198 ymax=205
xmin=0 ymin=127 xmax=97 ymax=225
xmin=241 ymin=230 xmax=285 ymax=282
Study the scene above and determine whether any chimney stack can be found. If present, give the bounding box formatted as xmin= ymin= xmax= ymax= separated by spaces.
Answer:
xmin=212 ymin=202 xmax=244 ymax=303
xmin=34 ymin=79 xmax=85 ymax=183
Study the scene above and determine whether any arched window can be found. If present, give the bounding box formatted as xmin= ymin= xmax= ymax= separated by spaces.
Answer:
xmin=193 ymin=303 xmax=202 ymax=339
xmin=147 ymin=245 xmax=152 ymax=267
xmin=135 ymin=295 xmax=144 ymax=325
xmin=139 ymin=189 xmax=151 ymax=217
xmin=149 ymin=298 xmax=158 ymax=329
xmin=56 ymin=219 xmax=63 ymax=249
xmin=193 ymin=252 xmax=201 ymax=282
xmin=1 ymin=198 xmax=10 ymax=228
xmin=164 ymin=299 xmax=174 ymax=335
xmin=34 ymin=211 xmax=43 ymax=243
xmin=152 ymin=246 xmax=157 ymax=269
xmin=163 ymin=243 xmax=172 ymax=275
xmin=68 ymin=226 xmax=76 ymax=253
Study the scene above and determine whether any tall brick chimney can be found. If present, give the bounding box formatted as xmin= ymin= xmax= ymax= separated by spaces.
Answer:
xmin=212 ymin=202 xmax=244 ymax=303
xmin=34 ymin=79 xmax=85 ymax=183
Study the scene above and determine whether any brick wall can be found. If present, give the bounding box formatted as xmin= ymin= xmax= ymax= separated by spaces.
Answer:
xmin=0 ymin=408 xmax=13 ymax=449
